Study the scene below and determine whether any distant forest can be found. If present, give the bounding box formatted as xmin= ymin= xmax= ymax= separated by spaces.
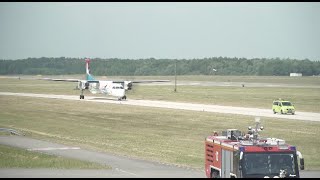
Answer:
xmin=0 ymin=57 xmax=319 ymax=76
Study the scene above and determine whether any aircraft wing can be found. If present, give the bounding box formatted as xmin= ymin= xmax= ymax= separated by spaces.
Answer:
xmin=132 ymin=80 xmax=171 ymax=83
xmin=114 ymin=80 xmax=171 ymax=84
xmin=39 ymin=78 xmax=100 ymax=84
xmin=39 ymin=78 xmax=80 ymax=82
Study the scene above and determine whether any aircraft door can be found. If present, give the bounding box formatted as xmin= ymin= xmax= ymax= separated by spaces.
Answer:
xmin=78 ymin=81 xmax=87 ymax=90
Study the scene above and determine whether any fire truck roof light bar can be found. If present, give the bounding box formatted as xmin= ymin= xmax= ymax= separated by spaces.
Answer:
xmin=290 ymin=146 xmax=296 ymax=151
xmin=239 ymin=146 xmax=245 ymax=152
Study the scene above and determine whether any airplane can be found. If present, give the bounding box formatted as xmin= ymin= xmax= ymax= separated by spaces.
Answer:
xmin=41 ymin=58 xmax=170 ymax=101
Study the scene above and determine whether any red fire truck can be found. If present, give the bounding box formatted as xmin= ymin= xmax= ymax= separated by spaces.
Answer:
xmin=205 ymin=118 xmax=305 ymax=178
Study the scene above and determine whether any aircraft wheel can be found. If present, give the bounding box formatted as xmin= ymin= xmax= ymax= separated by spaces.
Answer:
xmin=80 ymin=95 xmax=84 ymax=99
xmin=122 ymin=96 xmax=127 ymax=100
xmin=273 ymin=109 xmax=276 ymax=114
xmin=281 ymin=110 xmax=284 ymax=114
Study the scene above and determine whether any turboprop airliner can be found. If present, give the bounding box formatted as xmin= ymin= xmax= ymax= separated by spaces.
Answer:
xmin=42 ymin=58 xmax=170 ymax=100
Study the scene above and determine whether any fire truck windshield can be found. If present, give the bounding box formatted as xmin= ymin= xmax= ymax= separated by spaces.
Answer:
xmin=242 ymin=152 xmax=297 ymax=178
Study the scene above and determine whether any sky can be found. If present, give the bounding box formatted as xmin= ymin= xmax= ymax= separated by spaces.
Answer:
xmin=0 ymin=2 xmax=320 ymax=61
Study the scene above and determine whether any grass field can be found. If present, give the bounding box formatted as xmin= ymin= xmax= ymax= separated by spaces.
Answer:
xmin=0 ymin=143 xmax=111 ymax=169
xmin=0 ymin=76 xmax=319 ymax=112
xmin=0 ymin=76 xmax=320 ymax=170
xmin=6 ymin=75 xmax=319 ymax=85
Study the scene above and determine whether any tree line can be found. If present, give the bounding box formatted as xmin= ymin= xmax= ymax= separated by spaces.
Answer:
xmin=0 ymin=57 xmax=319 ymax=76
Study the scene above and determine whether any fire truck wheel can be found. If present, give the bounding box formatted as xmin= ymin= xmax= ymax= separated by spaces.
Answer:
xmin=210 ymin=171 xmax=220 ymax=178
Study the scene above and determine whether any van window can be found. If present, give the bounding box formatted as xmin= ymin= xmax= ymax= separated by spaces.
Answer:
xmin=282 ymin=102 xmax=292 ymax=106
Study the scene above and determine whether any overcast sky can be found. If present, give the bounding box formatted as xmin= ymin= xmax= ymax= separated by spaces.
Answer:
xmin=1 ymin=2 xmax=320 ymax=60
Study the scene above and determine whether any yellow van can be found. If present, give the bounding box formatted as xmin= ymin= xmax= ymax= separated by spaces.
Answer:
xmin=272 ymin=99 xmax=295 ymax=115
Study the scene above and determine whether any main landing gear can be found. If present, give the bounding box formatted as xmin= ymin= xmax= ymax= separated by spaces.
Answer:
xmin=118 ymin=95 xmax=127 ymax=101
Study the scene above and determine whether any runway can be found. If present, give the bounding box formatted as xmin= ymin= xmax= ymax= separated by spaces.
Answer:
xmin=1 ymin=92 xmax=320 ymax=122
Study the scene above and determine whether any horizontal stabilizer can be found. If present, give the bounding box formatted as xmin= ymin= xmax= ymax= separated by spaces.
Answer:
xmin=86 ymin=80 xmax=100 ymax=83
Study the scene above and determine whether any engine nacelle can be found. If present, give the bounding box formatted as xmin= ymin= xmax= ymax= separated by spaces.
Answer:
xmin=85 ymin=82 xmax=90 ymax=89
xmin=124 ymin=81 xmax=133 ymax=90
xmin=78 ymin=81 xmax=90 ymax=90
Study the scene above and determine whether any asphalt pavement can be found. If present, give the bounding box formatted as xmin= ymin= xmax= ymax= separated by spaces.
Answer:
xmin=0 ymin=136 xmax=319 ymax=178
xmin=0 ymin=136 xmax=204 ymax=178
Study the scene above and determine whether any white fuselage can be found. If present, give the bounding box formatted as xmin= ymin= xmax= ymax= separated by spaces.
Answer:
xmin=88 ymin=81 xmax=125 ymax=98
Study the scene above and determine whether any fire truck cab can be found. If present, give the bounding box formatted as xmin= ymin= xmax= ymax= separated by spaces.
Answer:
xmin=205 ymin=118 xmax=304 ymax=178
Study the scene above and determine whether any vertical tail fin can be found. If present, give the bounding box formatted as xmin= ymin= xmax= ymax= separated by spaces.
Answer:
xmin=85 ymin=58 xmax=95 ymax=81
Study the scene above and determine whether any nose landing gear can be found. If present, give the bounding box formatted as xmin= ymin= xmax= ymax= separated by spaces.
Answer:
xmin=80 ymin=89 xmax=85 ymax=99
